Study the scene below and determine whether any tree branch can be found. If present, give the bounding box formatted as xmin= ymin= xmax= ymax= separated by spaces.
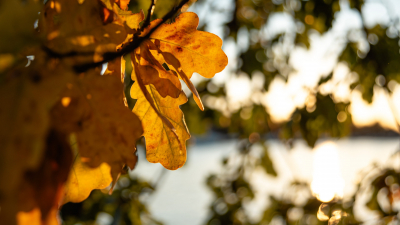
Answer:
xmin=73 ymin=0 xmax=190 ymax=73
xmin=140 ymin=0 xmax=157 ymax=34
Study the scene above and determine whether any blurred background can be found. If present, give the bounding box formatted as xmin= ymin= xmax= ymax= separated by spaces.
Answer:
xmin=61 ymin=0 xmax=400 ymax=224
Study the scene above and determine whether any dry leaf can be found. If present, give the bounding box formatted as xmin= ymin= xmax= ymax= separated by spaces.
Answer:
xmin=51 ymin=70 xmax=143 ymax=191
xmin=62 ymin=153 xmax=112 ymax=203
xmin=39 ymin=0 xmax=127 ymax=56
xmin=131 ymin=74 xmax=190 ymax=170
xmin=138 ymin=41 xmax=182 ymax=98
xmin=146 ymin=12 xmax=228 ymax=79
xmin=137 ymin=12 xmax=227 ymax=109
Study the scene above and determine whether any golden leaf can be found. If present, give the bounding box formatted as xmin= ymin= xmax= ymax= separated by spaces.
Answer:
xmin=130 ymin=73 xmax=190 ymax=170
xmin=137 ymin=12 xmax=227 ymax=109
xmin=135 ymin=45 xmax=181 ymax=98
xmin=39 ymin=0 xmax=127 ymax=55
xmin=114 ymin=5 xmax=144 ymax=30
xmin=17 ymin=207 xmax=59 ymax=225
xmin=127 ymin=12 xmax=228 ymax=168
xmin=146 ymin=12 xmax=228 ymax=79
xmin=62 ymin=154 xmax=112 ymax=203
xmin=51 ymin=70 xmax=143 ymax=202
xmin=116 ymin=0 xmax=130 ymax=11
xmin=158 ymin=51 xmax=204 ymax=110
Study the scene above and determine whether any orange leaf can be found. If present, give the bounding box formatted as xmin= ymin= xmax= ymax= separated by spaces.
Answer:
xmin=132 ymin=54 xmax=180 ymax=138
xmin=116 ymin=0 xmax=130 ymax=10
xmin=146 ymin=12 xmax=228 ymax=79
xmin=130 ymin=71 xmax=190 ymax=170
xmin=51 ymin=70 xmax=143 ymax=202
xmin=138 ymin=12 xmax=227 ymax=109
xmin=137 ymin=64 xmax=181 ymax=98
xmin=160 ymin=51 xmax=204 ymax=110
xmin=137 ymin=43 xmax=181 ymax=98
xmin=62 ymin=153 xmax=113 ymax=203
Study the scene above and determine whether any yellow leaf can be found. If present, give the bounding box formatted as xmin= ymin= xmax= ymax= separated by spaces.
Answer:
xmin=116 ymin=0 xmax=130 ymax=11
xmin=17 ymin=207 xmax=59 ymax=225
xmin=51 ymin=70 xmax=143 ymax=197
xmin=136 ymin=61 xmax=181 ymax=98
xmin=137 ymin=12 xmax=227 ymax=109
xmin=146 ymin=12 xmax=228 ymax=79
xmin=159 ymin=51 xmax=204 ymax=110
xmin=114 ymin=6 xmax=144 ymax=30
xmin=62 ymin=154 xmax=112 ymax=203
xmin=130 ymin=74 xmax=190 ymax=170
xmin=39 ymin=0 xmax=127 ymax=55
xmin=132 ymin=53 xmax=180 ymax=135
xmin=138 ymin=41 xmax=182 ymax=98
xmin=125 ymin=10 xmax=144 ymax=30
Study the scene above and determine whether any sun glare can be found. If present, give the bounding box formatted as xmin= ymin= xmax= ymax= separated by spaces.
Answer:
xmin=311 ymin=142 xmax=344 ymax=202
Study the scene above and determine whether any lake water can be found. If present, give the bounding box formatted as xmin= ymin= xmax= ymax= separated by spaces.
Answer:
xmin=130 ymin=137 xmax=400 ymax=225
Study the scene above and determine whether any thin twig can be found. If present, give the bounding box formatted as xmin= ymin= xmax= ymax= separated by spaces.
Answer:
xmin=140 ymin=0 xmax=157 ymax=34
xmin=73 ymin=0 xmax=190 ymax=73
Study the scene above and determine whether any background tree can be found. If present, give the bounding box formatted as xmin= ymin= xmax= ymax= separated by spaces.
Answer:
xmin=196 ymin=0 xmax=400 ymax=224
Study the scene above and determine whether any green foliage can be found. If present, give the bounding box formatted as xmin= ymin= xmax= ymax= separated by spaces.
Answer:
xmin=281 ymin=94 xmax=351 ymax=147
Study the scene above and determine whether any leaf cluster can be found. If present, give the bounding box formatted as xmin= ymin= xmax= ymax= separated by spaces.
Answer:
xmin=0 ymin=0 xmax=227 ymax=224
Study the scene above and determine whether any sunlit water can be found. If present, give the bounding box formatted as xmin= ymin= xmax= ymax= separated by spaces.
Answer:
xmin=130 ymin=137 xmax=400 ymax=225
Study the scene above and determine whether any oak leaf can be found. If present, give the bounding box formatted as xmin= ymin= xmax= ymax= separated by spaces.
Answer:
xmin=62 ymin=153 xmax=112 ymax=203
xmin=51 ymin=70 xmax=143 ymax=201
xmin=116 ymin=0 xmax=130 ymax=11
xmin=138 ymin=12 xmax=228 ymax=110
xmin=130 ymin=72 xmax=190 ymax=170
xmin=128 ymin=12 xmax=228 ymax=169
xmin=147 ymin=12 xmax=227 ymax=79
xmin=114 ymin=4 xmax=144 ymax=30
xmin=137 ymin=43 xmax=181 ymax=98
xmin=39 ymin=0 xmax=127 ymax=60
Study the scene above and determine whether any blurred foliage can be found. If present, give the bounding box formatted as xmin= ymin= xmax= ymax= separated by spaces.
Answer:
xmin=202 ymin=0 xmax=400 ymax=224
xmin=206 ymin=141 xmax=400 ymax=225
xmin=205 ymin=139 xmax=276 ymax=225
xmin=259 ymin=181 xmax=360 ymax=225
xmin=340 ymin=25 xmax=400 ymax=102
xmin=281 ymin=94 xmax=351 ymax=147
xmin=185 ymin=0 xmax=400 ymax=147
